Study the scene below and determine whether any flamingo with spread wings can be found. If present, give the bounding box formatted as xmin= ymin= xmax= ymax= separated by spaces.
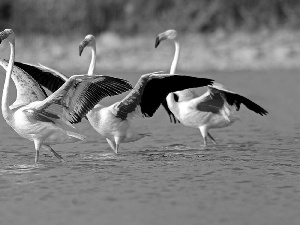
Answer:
xmin=155 ymin=29 xmax=268 ymax=146
xmin=76 ymin=35 xmax=214 ymax=153
xmin=0 ymin=29 xmax=132 ymax=162
xmin=6 ymin=34 xmax=213 ymax=153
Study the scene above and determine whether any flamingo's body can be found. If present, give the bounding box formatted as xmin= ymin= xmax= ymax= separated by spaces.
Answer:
xmin=85 ymin=72 xmax=213 ymax=153
xmin=11 ymin=35 xmax=213 ymax=154
xmin=3 ymin=34 xmax=213 ymax=154
xmin=79 ymin=35 xmax=150 ymax=149
xmin=78 ymin=35 xmax=213 ymax=153
xmin=0 ymin=29 xmax=132 ymax=162
xmin=87 ymin=103 xmax=151 ymax=150
xmin=155 ymin=29 xmax=268 ymax=146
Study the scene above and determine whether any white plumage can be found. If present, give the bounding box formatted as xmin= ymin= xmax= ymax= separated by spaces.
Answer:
xmin=155 ymin=29 xmax=268 ymax=146
xmin=0 ymin=29 xmax=132 ymax=163
xmin=12 ymin=35 xmax=213 ymax=153
xmin=78 ymin=35 xmax=214 ymax=153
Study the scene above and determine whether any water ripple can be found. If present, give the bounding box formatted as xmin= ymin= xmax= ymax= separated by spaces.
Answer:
xmin=0 ymin=164 xmax=41 ymax=175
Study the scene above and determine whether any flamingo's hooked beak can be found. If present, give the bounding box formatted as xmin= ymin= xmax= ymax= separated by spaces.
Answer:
xmin=155 ymin=33 xmax=166 ymax=48
xmin=79 ymin=42 xmax=85 ymax=56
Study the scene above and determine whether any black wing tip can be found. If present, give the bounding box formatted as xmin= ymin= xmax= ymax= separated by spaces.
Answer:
xmin=238 ymin=101 xmax=268 ymax=116
xmin=202 ymin=78 xmax=214 ymax=85
xmin=258 ymin=108 xmax=268 ymax=116
xmin=227 ymin=93 xmax=268 ymax=117
xmin=176 ymin=75 xmax=214 ymax=87
xmin=245 ymin=100 xmax=269 ymax=116
xmin=187 ymin=77 xmax=214 ymax=88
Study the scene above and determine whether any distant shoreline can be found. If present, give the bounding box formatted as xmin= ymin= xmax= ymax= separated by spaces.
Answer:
xmin=1 ymin=30 xmax=300 ymax=73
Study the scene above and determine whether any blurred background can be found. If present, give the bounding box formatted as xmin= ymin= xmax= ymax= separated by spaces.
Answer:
xmin=1 ymin=0 xmax=300 ymax=73
xmin=2 ymin=0 xmax=300 ymax=36
xmin=1 ymin=3 xmax=300 ymax=225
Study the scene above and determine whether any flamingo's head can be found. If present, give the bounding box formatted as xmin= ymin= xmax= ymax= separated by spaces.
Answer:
xmin=0 ymin=29 xmax=15 ymax=44
xmin=155 ymin=29 xmax=178 ymax=48
xmin=79 ymin=34 xmax=96 ymax=56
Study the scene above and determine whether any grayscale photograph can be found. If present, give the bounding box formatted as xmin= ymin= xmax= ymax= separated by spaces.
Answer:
xmin=0 ymin=1 xmax=299 ymax=224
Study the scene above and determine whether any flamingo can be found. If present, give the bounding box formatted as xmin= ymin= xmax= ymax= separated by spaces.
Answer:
xmin=4 ymin=34 xmax=213 ymax=154
xmin=155 ymin=29 xmax=268 ymax=146
xmin=79 ymin=34 xmax=96 ymax=76
xmin=0 ymin=29 xmax=132 ymax=163
xmin=78 ymin=34 xmax=214 ymax=153
xmin=16 ymin=34 xmax=213 ymax=154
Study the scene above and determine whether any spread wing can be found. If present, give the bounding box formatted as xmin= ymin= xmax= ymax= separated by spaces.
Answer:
xmin=208 ymin=83 xmax=268 ymax=116
xmin=0 ymin=59 xmax=47 ymax=109
xmin=113 ymin=72 xmax=213 ymax=120
xmin=31 ymin=75 xmax=132 ymax=125
xmin=196 ymin=91 xmax=225 ymax=113
xmin=13 ymin=61 xmax=68 ymax=93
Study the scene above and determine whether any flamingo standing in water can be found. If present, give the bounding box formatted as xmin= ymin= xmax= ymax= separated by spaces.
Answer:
xmin=155 ymin=29 xmax=268 ymax=146
xmin=4 ymin=34 xmax=213 ymax=154
xmin=0 ymin=29 xmax=132 ymax=162
xmin=77 ymin=34 xmax=213 ymax=153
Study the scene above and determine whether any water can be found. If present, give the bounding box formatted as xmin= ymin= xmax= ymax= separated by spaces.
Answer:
xmin=0 ymin=70 xmax=300 ymax=225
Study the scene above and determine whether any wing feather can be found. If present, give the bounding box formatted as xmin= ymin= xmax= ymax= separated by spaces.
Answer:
xmin=140 ymin=74 xmax=213 ymax=117
xmin=23 ymin=109 xmax=56 ymax=124
xmin=33 ymin=75 xmax=132 ymax=125
xmin=13 ymin=61 xmax=68 ymax=93
xmin=223 ymin=92 xmax=268 ymax=116
xmin=113 ymin=73 xmax=151 ymax=120
xmin=209 ymin=83 xmax=268 ymax=116
xmin=113 ymin=73 xmax=213 ymax=120
xmin=0 ymin=59 xmax=47 ymax=108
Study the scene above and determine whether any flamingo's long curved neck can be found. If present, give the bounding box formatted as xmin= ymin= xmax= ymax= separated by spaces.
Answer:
xmin=169 ymin=39 xmax=194 ymax=99
xmin=88 ymin=44 xmax=96 ymax=75
xmin=166 ymin=40 xmax=180 ymax=111
xmin=2 ymin=40 xmax=14 ymax=120
xmin=170 ymin=40 xmax=180 ymax=74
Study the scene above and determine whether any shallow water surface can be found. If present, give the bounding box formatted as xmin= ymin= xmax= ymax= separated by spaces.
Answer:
xmin=0 ymin=70 xmax=300 ymax=225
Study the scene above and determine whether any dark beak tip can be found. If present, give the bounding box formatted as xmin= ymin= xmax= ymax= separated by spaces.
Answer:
xmin=155 ymin=38 xmax=160 ymax=48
